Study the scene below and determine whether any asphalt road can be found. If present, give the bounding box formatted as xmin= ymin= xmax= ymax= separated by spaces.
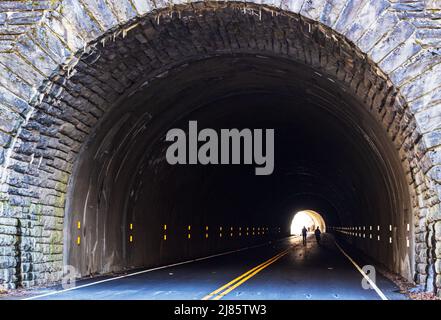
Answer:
xmin=14 ymin=234 xmax=407 ymax=300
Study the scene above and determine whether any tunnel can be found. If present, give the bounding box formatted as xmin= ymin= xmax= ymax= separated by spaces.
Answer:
xmin=58 ymin=4 xmax=413 ymax=283
xmin=2 ymin=1 xmax=441 ymax=298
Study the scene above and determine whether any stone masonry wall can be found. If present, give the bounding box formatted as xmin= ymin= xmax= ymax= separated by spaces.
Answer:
xmin=0 ymin=0 xmax=439 ymax=293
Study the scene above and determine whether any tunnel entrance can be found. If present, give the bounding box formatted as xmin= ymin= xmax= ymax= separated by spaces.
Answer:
xmin=291 ymin=211 xmax=326 ymax=235
xmin=0 ymin=2 xmax=430 ymax=292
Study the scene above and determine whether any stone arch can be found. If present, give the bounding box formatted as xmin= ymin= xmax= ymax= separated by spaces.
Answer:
xmin=0 ymin=0 xmax=439 ymax=294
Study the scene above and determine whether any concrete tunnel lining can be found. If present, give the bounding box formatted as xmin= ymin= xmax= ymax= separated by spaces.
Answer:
xmin=64 ymin=49 xmax=411 ymax=280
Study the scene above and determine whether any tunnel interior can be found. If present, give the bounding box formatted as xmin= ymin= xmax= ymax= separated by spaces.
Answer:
xmin=55 ymin=4 xmax=414 ymax=282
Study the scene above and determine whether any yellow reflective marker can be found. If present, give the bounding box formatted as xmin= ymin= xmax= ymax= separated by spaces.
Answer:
xmin=77 ymin=221 xmax=81 ymax=229
xmin=77 ymin=236 xmax=81 ymax=245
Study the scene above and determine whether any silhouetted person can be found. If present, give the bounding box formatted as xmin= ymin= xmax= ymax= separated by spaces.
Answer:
xmin=301 ymin=226 xmax=307 ymax=246
xmin=315 ymin=226 xmax=321 ymax=245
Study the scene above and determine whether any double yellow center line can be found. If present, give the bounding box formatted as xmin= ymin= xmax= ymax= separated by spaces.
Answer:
xmin=202 ymin=248 xmax=290 ymax=300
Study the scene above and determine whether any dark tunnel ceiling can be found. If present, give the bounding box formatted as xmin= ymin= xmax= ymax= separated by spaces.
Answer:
xmin=72 ymin=54 xmax=410 ymax=232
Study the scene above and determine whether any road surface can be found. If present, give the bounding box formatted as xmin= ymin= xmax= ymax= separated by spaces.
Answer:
xmin=13 ymin=234 xmax=407 ymax=300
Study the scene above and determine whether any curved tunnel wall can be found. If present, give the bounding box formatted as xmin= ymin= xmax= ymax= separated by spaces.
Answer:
xmin=0 ymin=1 xmax=439 ymax=294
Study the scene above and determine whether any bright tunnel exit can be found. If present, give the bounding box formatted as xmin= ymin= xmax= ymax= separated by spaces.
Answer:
xmin=290 ymin=210 xmax=326 ymax=235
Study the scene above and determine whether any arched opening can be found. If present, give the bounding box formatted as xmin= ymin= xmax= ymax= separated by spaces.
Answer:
xmin=3 ymin=2 xmax=435 ymax=293
xmin=290 ymin=210 xmax=326 ymax=235
xmin=57 ymin=6 xmax=414 ymax=282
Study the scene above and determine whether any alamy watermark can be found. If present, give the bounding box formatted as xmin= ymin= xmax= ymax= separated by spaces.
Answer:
xmin=361 ymin=265 xmax=376 ymax=290
xmin=165 ymin=121 xmax=274 ymax=175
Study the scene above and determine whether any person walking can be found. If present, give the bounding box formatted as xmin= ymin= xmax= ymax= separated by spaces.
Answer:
xmin=301 ymin=226 xmax=307 ymax=246
xmin=314 ymin=226 xmax=321 ymax=245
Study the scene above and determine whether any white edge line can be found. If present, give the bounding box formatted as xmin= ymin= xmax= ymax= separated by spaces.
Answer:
xmin=22 ymin=237 xmax=294 ymax=300
xmin=335 ymin=241 xmax=388 ymax=301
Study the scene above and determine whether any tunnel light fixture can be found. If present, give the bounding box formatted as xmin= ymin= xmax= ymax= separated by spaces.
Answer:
xmin=377 ymin=225 xmax=380 ymax=231
xmin=363 ymin=234 xmax=365 ymax=238
xmin=188 ymin=225 xmax=191 ymax=231
xmin=246 ymin=232 xmax=249 ymax=236
xmin=205 ymin=226 xmax=208 ymax=231
xmin=389 ymin=237 xmax=392 ymax=243
xmin=164 ymin=224 xmax=167 ymax=231
xmin=407 ymin=237 xmax=410 ymax=247
xmin=77 ymin=221 xmax=81 ymax=229
xmin=239 ymin=232 xmax=242 ymax=236
xmin=188 ymin=233 xmax=191 ymax=239
xmin=219 ymin=233 xmax=222 ymax=238
xmin=230 ymin=232 xmax=233 ymax=237
xmin=77 ymin=236 xmax=81 ymax=245
xmin=205 ymin=233 xmax=208 ymax=239
xmin=129 ymin=235 xmax=133 ymax=242
xmin=220 ymin=227 xmax=222 ymax=231
xmin=247 ymin=227 xmax=249 ymax=231
xmin=130 ymin=223 xmax=133 ymax=230
xmin=370 ymin=234 xmax=372 ymax=239
xmin=163 ymin=234 xmax=167 ymax=241
xmin=378 ymin=235 xmax=380 ymax=241
xmin=253 ymin=232 xmax=255 ymax=235
xmin=231 ymin=227 xmax=233 ymax=231
xmin=389 ymin=225 xmax=392 ymax=231
xmin=407 ymin=224 xmax=410 ymax=232
xmin=369 ymin=226 xmax=372 ymax=231
xmin=363 ymin=226 xmax=365 ymax=231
